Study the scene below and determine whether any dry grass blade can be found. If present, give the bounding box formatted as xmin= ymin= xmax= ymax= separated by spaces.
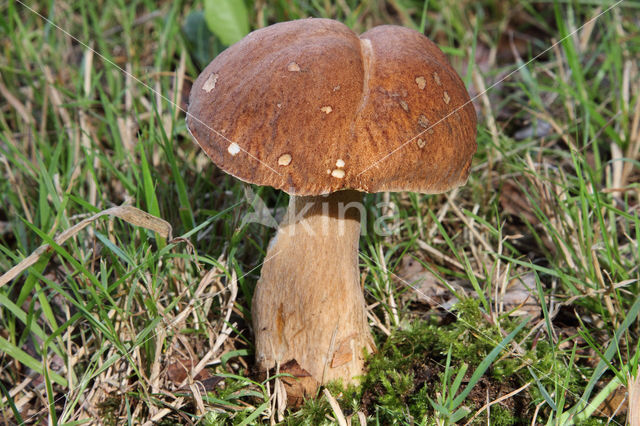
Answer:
xmin=378 ymin=245 xmax=399 ymax=327
xmin=323 ymin=388 xmax=347 ymax=426
xmin=42 ymin=65 xmax=77 ymax=145
xmin=178 ymin=269 xmax=238 ymax=387
xmin=0 ymin=74 xmax=34 ymax=126
xmin=0 ymin=155 xmax=33 ymax=223
xmin=0 ymin=205 xmax=173 ymax=288
xmin=417 ymin=239 xmax=486 ymax=281
xmin=79 ymin=46 xmax=98 ymax=206
xmin=629 ymin=372 xmax=640 ymax=426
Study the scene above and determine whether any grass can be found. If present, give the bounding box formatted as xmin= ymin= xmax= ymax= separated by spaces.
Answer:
xmin=0 ymin=0 xmax=639 ymax=424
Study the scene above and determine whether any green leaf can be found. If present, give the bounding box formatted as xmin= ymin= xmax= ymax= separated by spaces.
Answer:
xmin=237 ymin=401 xmax=269 ymax=425
xmin=182 ymin=10 xmax=217 ymax=67
xmin=528 ymin=366 xmax=556 ymax=411
xmin=449 ymin=363 xmax=468 ymax=401
xmin=0 ymin=381 xmax=23 ymax=424
xmin=203 ymin=0 xmax=249 ymax=46
xmin=427 ymin=396 xmax=449 ymax=416
xmin=221 ymin=348 xmax=250 ymax=368
xmin=450 ymin=406 xmax=471 ymax=423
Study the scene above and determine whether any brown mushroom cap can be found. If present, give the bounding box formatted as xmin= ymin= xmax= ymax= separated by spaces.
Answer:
xmin=187 ymin=18 xmax=477 ymax=196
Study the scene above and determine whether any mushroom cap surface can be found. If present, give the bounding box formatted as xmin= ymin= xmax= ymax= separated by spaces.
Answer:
xmin=187 ymin=18 xmax=477 ymax=196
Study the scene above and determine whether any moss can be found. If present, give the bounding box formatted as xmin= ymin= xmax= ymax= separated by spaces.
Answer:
xmin=292 ymin=298 xmax=539 ymax=423
xmin=286 ymin=397 xmax=334 ymax=425
xmin=358 ymin=298 xmax=534 ymax=423
xmin=477 ymin=404 xmax=520 ymax=425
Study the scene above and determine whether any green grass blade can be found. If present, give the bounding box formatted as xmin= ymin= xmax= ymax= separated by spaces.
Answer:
xmin=0 ymin=336 xmax=67 ymax=386
xmin=138 ymin=144 xmax=166 ymax=249
xmin=575 ymin=294 xmax=640 ymax=414
xmin=452 ymin=317 xmax=529 ymax=408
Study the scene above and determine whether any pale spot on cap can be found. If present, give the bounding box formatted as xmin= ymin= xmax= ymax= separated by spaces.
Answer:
xmin=287 ymin=62 xmax=301 ymax=72
xmin=417 ymin=138 xmax=426 ymax=148
xmin=321 ymin=106 xmax=333 ymax=114
xmin=227 ymin=143 xmax=240 ymax=156
xmin=203 ymin=73 xmax=219 ymax=92
xmin=399 ymin=100 xmax=409 ymax=111
xmin=443 ymin=91 xmax=450 ymax=104
xmin=336 ymin=159 xmax=345 ymax=168
xmin=418 ymin=114 xmax=430 ymax=129
xmin=333 ymin=85 xmax=341 ymax=91
xmin=278 ymin=153 xmax=292 ymax=166
xmin=415 ymin=76 xmax=426 ymax=90
xmin=331 ymin=169 xmax=345 ymax=179
xmin=433 ymin=72 xmax=441 ymax=86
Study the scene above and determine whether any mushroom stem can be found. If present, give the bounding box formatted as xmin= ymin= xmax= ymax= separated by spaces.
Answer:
xmin=252 ymin=190 xmax=375 ymax=403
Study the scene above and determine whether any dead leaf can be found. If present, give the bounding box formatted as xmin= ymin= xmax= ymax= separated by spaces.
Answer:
xmin=396 ymin=256 xmax=472 ymax=316
xmin=501 ymin=273 xmax=542 ymax=317
xmin=398 ymin=256 xmax=541 ymax=318
xmin=280 ymin=359 xmax=312 ymax=378
xmin=595 ymin=382 xmax=627 ymax=418
xmin=276 ymin=359 xmax=317 ymax=407
xmin=499 ymin=180 xmax=540 ymax=226
xmin=166 ymin=358 xmax=212 ymax=384
xmin=397 ymin=256 xmax=450 ymax=306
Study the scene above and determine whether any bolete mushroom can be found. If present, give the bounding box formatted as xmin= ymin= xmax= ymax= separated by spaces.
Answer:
xmin=186 ymin=18 xmax=476 ymax=403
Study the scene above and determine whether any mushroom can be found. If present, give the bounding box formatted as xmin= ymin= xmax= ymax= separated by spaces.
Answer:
xmin=186 ymin=19 xmax=477 ymax=403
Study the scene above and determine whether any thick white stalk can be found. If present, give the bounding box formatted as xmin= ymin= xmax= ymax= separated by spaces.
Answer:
xmin=252 ymin=190 xmax=374 ymax=403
